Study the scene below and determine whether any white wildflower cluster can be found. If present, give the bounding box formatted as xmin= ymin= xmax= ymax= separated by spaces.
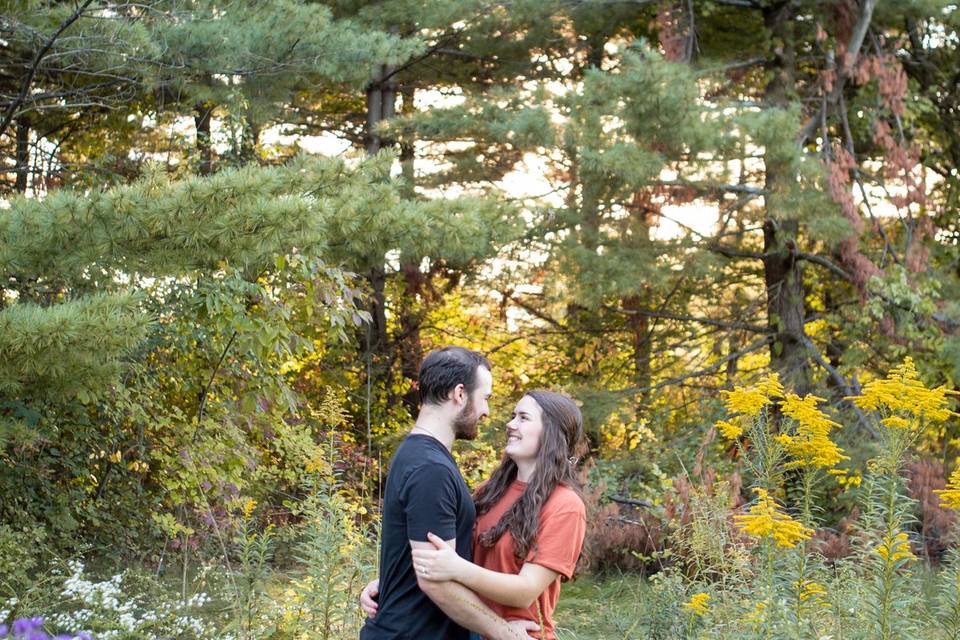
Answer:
xmin=45 ymin=560 xmax=217 ymax=639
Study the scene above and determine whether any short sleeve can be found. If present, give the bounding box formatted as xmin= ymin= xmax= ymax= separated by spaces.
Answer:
xmin=400 ymin=463 xmax=459 ymax=543
xmin=525 ymin=493 xmax=586 ymax=580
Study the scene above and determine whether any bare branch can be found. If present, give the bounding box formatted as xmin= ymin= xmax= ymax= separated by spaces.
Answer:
xmin=795 ymin=251 xmax=853 ymax=281
xmin=800 ymin=335 xmax=879 ymax=439
xmin=798 ymin=0 xmax=879 ymax=145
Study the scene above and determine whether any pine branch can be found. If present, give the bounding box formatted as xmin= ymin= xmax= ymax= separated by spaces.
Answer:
xmin=504 ymin=292 xmax=564 ymax=329
xmin=0 ymin=0 xmax=98 ymax=140
xmin=619 ymin=334 xmax=774 ymax=396
xmin=611 ymin=305 xmax=770 ymax=334
xmin=708 ymin=244 xmax=767 ymax=260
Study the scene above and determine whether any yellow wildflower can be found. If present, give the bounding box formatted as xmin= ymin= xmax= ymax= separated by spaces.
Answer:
xmin=734 ymin=488 xmax=814 ymax=548
xmin=755 ymin=373 xmax=786 ymax=399
xmin=717 ymin=420 xmax=743 ymax=440
xmin=743 ymin=601 xmax=767 ymax=626
xmin=935 ymin=466 xmax=960 ymax=509
xmin=828 ymin=468 xmax=861 ymax=488
xmin=683 ymin=592 xmax=711 ymax=616
xmin=848 ymin=358 xmax=957 ymax=423
xmin=880 ymin=416 xmax=911 ymax=430
xmin=796 ymin=579 xmax=828 ymax=603
xmin=780 ymin=394 xmax=848 ymax=469
xmin=875 ymin=531 xmax=915 ymax=563
xmin=241 ymin=497 xmax=257 ymax=518
xmin=722 ymin=373 xmax=784 ymax=418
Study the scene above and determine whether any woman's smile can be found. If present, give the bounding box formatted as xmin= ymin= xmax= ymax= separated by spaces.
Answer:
xmin=504 ymin=395 xmax=544 ymax=463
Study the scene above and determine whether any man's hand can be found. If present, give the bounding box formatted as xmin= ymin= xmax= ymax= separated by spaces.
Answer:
xmin=502 ymin=619 xmax=540 ymax=639
xmin=359 ymin=578 xmax=379 ymax=618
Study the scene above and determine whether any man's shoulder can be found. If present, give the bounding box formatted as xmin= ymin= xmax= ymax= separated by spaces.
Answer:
xmin=393 ymin=436 xmax=456 ymax=469
xmin=390 ymin=438 xmax=461 ymax=487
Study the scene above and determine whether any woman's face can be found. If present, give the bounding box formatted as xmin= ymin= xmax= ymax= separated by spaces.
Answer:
xmin=504 ymin=395 xmax=544 ymax=465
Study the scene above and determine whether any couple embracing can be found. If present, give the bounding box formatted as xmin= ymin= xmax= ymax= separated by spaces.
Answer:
xmin=359 ymin=346 xmax=587 ymax=640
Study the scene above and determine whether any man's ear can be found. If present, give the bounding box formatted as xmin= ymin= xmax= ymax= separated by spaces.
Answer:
xmin=452 ymin=383 xmax=466 ymax=405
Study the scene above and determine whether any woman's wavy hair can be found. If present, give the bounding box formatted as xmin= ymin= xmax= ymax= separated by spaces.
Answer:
xmin=473 ymin=390 xmax=586 ymax=571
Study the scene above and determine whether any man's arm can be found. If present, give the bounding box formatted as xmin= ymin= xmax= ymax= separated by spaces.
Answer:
xmin=412 ymin=539 xmax=538 ymax=640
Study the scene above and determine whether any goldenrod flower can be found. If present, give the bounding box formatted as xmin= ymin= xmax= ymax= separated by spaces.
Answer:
xmin=756 ymin=373 xmax=786 ymax=398
xmin=683 ymin=592 xmax=711 ymax=616
xmin=743 ymin=601 xmax=767 ymax=626
xmin=796 ymin=579 xmax=828 ymax=603
xmin=722 ymin=373 xmax=784 ymax=418
xmin=734 ymin=488 xmax=814 ymax=548
xmin=241 ymin=497 xmax=257 ymax=518
xmin=880 ymin=416 xmax=911 ymax=430
xmin=717 ymin=420 xmax=743 ymax=440
xmin=875 ymin=531 xmax=915 ymax=563
xmin=936 ymin=466 xmax=960 ymax=509
xmin=829 ymin=468 xmax=863 ymax=488
xmin=848 ymin=358 xmax=958 ymax=424
xmin=779 ymin=394 xmax=848 ymax=469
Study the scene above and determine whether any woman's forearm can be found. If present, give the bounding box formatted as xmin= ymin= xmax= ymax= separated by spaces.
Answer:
xmin=458 ymin=562 xmax=547 ymax=609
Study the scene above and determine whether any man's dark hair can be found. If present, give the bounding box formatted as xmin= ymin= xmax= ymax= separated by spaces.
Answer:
xmin=417 ymin=346 xmax=491 ymax=407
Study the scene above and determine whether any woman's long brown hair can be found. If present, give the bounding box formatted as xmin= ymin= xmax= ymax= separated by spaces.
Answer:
xmin=473 ymin=390 xmax=586 ymax=566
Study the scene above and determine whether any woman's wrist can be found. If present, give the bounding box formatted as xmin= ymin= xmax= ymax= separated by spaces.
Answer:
xmin=459 ymin=556 xmax=481 ymax=586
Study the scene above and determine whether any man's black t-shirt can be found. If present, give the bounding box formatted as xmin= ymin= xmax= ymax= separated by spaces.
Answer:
xmin=360 ymin=435 xmax=476 ymax=640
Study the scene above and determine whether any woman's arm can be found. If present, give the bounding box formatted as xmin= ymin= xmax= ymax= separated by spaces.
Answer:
xmin=412 ymin=532 xmax=559 ymax=609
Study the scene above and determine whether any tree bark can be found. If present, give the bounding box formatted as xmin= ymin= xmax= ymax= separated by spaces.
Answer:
xmin=762 ymin=1 xmax=811 ymax=394
xmin=194 ymin=102 xmax=214 ymax=176
xmin=397 ymin=87 xmax=423 ymax=414
xmin=359 ymin=63 xmax=398 ymax=399
xmin=622 ymin=294 xmax=652 ymax=399
xmin=14 ymin=117 xmax=30 ymax=193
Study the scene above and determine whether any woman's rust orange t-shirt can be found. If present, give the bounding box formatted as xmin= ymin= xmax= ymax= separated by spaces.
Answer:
xmin=472 ymin=480 xmax=586 ymax=640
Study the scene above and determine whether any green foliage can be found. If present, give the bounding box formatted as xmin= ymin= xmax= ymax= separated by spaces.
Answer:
xmin=0 ymin=294 xmax=148 ymax=405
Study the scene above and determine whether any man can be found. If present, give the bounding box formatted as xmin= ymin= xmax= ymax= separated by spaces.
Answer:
xmin=359 ymin=346 xmax=537 ymax=640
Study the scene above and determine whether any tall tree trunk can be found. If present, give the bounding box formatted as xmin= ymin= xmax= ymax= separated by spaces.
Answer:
xmin=14 ymin=117 xmax=30 ymax=193
xmin=360 ymin=64 xmax=397 ymax=403
xmin=194 ymin=102 xmax=214 ymax=176
xmin=622 ymin=199 xmax=656 ymax=403
xmin=397 ymin=87 xmax=423 ymax=415
xmin=622 ymin=294 xmax=651 ymax=396
xmin=366 ymin=64 xmax=396 ymax=156
xmin=762 ymin=2 xmax=811 ymax=394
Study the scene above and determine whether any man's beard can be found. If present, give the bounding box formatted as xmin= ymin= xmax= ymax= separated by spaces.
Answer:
xmin=453 ymin=395 xmax=479 ymax=440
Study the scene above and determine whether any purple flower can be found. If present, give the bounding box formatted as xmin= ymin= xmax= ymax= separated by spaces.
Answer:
xmin=12 ymin=619 xmax=36 ymax=635
xmin=2 ymin=618 xmax=93 ymax=640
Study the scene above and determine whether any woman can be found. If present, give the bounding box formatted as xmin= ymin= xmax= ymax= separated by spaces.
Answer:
xmin=363 ymin=390 xmax=587 ymax=640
